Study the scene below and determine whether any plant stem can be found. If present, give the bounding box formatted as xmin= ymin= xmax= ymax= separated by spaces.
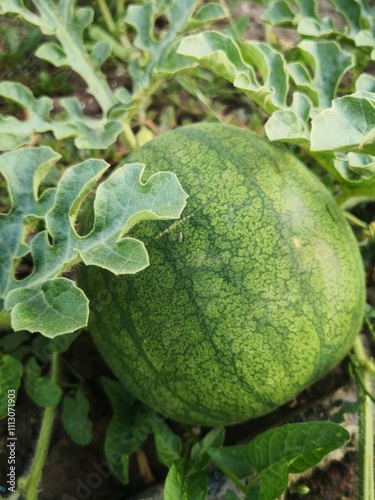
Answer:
xmin=97 ymin=0 xmax=116 ymax=34
xmin=19 ymin=352 xmax=59 ymax=500
xmin=352 ymin=335 xmax=374 ymax=500
xmin=336 ymin=186 xmax=375 ymax=209
xmin=219 ymin=0 xmax=243 ymax=44
xmin=32 ymin=0 xmax=116 ymax=114
xmin=122 ymin=122 xmax=137 ymax=152
xmin=220 ymin=466 xmax=247 ymax=494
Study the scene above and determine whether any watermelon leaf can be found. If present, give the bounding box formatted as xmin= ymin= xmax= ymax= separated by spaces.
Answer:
xmin=29 ymin=0 xmax=115 ymax=113
xmin=178 ymin=33 xmax=352 ymax=123
xmin=208 ymin=422 xmax=350 ymax=500
xmin=0 ymin=83 xmax=122 ymax=151
xmin=178 ymin=29 xmax=375 ymax=189
xmin=0 ymin=0 xmax=121 ymax=150
xmin=102 ymin=377 xmax=153 ymax=484
xmin=0 ymin=147 xmax=187 ymax=337
xmin=263 ymin=0 xmax=375 ymax=55
xmin=62 ymin=386 xmax=93 ymax=445
xmin=0 ymin=82 xmax=52 ymax=150
xmin=224 ymin=489 xmax=240 ymax=500
xmin=0 ymin=331 xmax=31 ymax=357
xmin=0 ymin=353 xmax=23 ymax=419
xmin=0 ymin=0 xmax=223 ymax=150
xmin=5 ymin=279 xmax=89 ymax=337
xmin=125 ymin=0 xmax=199 ymax=90
xmin=31 ymin=331 xmax=80 ymax=364
xmin=311 ymin=92 xmax=375 ymax=154
xmin=289 ymin=40 xmax=353 ymax=110
xmin=24 ymin=356 xmax=62 ymax=407
xmin=190 ymin=426 xmax=225 ymax=470
xmin=330 ymin=398 xmax=365 ymax=424
xmin=189 ymin=3 xmax=226 ymax=28
xmin=264 ymin=92 xmax=312 ymax=145
xmin=152 ymin=419 xmax=182 ymax=468
xmin=164 ymin=462 xmax=207 ymax=500
xmin=178 ymin=31 xmax=288 ymax=114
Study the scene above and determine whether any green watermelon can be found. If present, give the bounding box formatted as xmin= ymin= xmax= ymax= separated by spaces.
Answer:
xmin=78 ymin=123 xmax=365 ymax=426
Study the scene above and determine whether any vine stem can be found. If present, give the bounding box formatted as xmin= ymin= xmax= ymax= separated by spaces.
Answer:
xmin=352 ymin=335 xmax=374 ymax=500
xmin=32 ymin=0 xmax=116 ymax=114
xmin=18 ymin=352 xmax=59 ymax=500
xmin=220 ymin=466 xmax=247 ymax=494
xmin=96 ymin=0 xmax=116 ymax=34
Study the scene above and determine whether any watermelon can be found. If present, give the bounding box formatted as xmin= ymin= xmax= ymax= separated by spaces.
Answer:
xmin=78 ymin=123 xmax=365 ymax=426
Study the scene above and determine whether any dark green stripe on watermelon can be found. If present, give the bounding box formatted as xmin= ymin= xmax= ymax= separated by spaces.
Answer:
xmin=78 ymin=123 xmax=365 ymax=426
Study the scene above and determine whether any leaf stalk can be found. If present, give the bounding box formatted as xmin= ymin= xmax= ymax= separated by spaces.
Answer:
xmin=18 ymin=352 xmax=59 ymax=500
xmin=352 ymin=335 xmax=374 ymax=500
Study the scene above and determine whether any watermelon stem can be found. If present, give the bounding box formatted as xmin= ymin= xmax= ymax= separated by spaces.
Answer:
xmin=352 ymin=335 xmax=374 ymax=500
xmin=220 ymin=466 xmax=247 ymax=493
xmin=17 ymin=352 xmax=59 ymax=500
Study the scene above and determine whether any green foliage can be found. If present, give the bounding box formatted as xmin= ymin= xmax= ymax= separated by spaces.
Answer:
xmin=124 ymin=0 xmax=199 ymax=88
xmin=0 ymin=146 xmax=187 ymax=336
xmin=24 ymin=356 xmax=62 ymax=407
xmin=177 ymin=1 xmax=375 ymax=200
xmin=101 ymin=377 xmax=152 ymax=484
xmin=190 ymin=426 xmax=225 ymax=470
xmin=0 ymin=1 xmax=373 ymax=499
xmin=0 ymin=0 xmax=225 ymax=151
xmin=164 ymin=464 xmax=207 ymax=500
xmin=330 ymin=398 xmax=364 ymax=423
xmin=263 ymin=0 xmax=375 ymax=56
xmin=224 ymin=490 xmax=240 ymax=500
xmin=61 ymin=386 xmax=93 ymax=445
xmin=152 ymin=419 xmax=183 ymax=468
xmin=0 ymin=352 xmax=23 ymax=418
xmin=119 ymin=416 xmax=349 ymax=500
xmin=209 ymin=422 xmax=350 ymax=499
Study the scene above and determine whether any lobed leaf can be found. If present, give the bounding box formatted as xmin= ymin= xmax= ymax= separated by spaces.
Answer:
xmin=125 ymin=0 xmax=199 ymax=89
xmin=0 ymin=147 xmax=187 ymax=337
xmin=5 ymin=279 xmax=88 ymax=336
xmin=189 ymin=3 xmax=226 ymax=28
xmin=235 ymin=41 xmax=288 ymax=113
xmin=178 ymin=32 xmax=290 ymax=113
xmin=264 ymin=92 xmax=312 ymax=144
xmin=178 ymin=33 xmax=351 ymax=126
xmin=291 ymin=40 xmax=353 ymax=110
xmin=0 ymin=83 xmax=122 ymax=151
xmin=2 ymin=0 xmax=116 ymax=114
xmin=178 ymin=31 xmax=250 ymax=82
xmin=311 ymin=91 xmax=375 ymax=154
xmin=263 ymin=0 xmax=375 ymax=54
xmin=52 ymin=97 xmax=123 ymax=149
xmin=0 ymin=82 xmax=53 ymax=150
